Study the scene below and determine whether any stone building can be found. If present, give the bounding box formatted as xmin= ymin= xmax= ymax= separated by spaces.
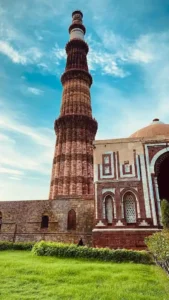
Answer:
xmin=0 ymin=11 xmax=168 ymax=249
xmin=92 ymin=118 xmax=169 ymax=248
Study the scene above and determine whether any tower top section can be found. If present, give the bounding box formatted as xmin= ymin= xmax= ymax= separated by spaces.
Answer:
xmin=69 ymin=10 xmax=86 ymax=40
xmin=72 ymin=10 xmax=83 ymax=19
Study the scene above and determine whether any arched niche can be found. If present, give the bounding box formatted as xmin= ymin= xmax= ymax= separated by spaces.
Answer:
xmin=104 ymin=195 xmax=113 ymax=224
xmin=41 ymin=215 xmax=49 ymax=229
xmin=67 ymin=209 xmax=76 ymax=230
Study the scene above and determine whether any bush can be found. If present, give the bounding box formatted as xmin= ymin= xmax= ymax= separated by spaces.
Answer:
xmin=32 ymin=241 xmax=152 ymax=264
xmin=145 ymin=231 xmax=169 ymax=262
xmin=0 ymin=241 xmax=35 ymax=251
xmin=161 ymin=199 xmax=169 ymax=229
xmin=145 ymin=230 xmax=169 ymax=274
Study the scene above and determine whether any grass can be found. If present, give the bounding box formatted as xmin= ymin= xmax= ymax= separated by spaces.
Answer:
xmin=0 ymin=251 xmax=169 ymax=300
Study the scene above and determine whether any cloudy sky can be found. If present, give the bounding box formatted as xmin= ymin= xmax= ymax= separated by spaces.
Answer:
xmin=0 ymin=0 xmax=169 ymax=200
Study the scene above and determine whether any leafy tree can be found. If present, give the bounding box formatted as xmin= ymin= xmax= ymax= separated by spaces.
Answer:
xmin=161 ymin=199 xmax=169 ymax=229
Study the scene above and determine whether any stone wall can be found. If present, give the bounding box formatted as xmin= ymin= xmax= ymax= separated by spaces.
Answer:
xmin=0 ymin=196 xmax=94 ymax=246
xmin=92 ymin=229 xmax=160 ymax=250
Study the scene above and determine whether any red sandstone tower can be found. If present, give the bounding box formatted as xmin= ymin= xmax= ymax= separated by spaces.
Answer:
xmin=49 ymin=11 xmax=97 ymax=199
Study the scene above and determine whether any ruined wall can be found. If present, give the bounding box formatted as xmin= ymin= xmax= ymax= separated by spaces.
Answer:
xmin=0 ymin=196 xmax=94 ymax=246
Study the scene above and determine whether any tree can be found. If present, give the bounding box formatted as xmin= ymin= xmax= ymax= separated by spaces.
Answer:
xmin=161 ymin=199 xmax=169 ymax=229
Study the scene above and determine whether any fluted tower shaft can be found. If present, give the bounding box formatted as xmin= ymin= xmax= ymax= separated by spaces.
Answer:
xmin=49 ymin=11 xmax=97 ymax=199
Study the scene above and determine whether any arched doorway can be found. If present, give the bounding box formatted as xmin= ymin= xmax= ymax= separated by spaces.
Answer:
xmin=155 ymin=152 xmax=169 ymax=201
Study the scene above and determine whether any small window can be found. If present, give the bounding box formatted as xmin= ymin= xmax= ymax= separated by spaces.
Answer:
xmin=105 ymin=196 xmax=113 ymax=224
xmin=41 ymin=215 xmax=49 ymax=229
xmin=102 ymin=154 xmax=111 ymax=175
xmin=124 ymin=193 xmax=136 ymax=224
xmin=0 ymin=212 xmax=2 ymax=231
xmin=67 ymin=209 xmax=76 ymax=230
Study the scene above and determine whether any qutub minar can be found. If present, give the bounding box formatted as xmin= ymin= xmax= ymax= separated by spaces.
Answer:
xmin=49 ymin=10 xmax=97 ymax=198
xmin=0 ymin=11 xmax=169 ymax=249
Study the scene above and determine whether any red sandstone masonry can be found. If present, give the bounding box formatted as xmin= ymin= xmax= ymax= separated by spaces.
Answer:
xmin=92 ymin=230 xmax=159 ymax=250
xmin=49 ymin=13 xmax=97 ymax=199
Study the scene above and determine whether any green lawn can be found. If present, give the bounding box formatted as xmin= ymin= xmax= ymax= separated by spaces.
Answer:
xmin=0 ymin=251 xmax=168 ymax=300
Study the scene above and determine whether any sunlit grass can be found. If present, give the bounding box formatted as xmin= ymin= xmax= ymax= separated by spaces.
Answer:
xmin=0 ymin=251 xmax=168 ymax=300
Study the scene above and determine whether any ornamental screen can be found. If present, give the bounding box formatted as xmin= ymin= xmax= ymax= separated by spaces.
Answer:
xmin=124 ymin=193 xmax=136 ymax=223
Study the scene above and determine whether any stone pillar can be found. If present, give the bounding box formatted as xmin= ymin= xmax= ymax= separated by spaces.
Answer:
xmin=154 ymin=176 xmax=162 ymax=225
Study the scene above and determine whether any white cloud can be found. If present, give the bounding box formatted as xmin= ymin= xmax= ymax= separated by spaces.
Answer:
xmin=127 ymin=35 xmax=155 ymax=64
xmin=9 ymin=177 xmax=22 ymax=181
xmin=0 ymin=41 xmax=27 ymax=64
xmin=0 ymin=133 xmax=15 ymax=143
xmin=0 ymin=103 xmax=55 ymax=182
xmin=0 ymin=114 xmax=54 ymax=147
xmin=28 ymin=87 xmax=44 ymax=95
xmin=88 ymin=47 xmax=128 ymax=77
xmin=129 ymin=49 xmax=153 ymax=64
xmin=87 ymin=31 xmax=158 ymax=78
xmin=0 ymin=166 xmax=23 ymax=175
xmin=52 ymin=44 xmax=66 ymax=67
xmin=84 ymin=35 xmax=129 ymax=77
xmin=0 ymin=40 xmax=43 ymax=65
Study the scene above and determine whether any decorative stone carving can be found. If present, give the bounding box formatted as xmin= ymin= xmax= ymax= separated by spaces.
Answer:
xmin=95 ymin=220 xmax=105 ymax=227
xmin=115 ymin=220 xmax=124 ymax=226
xmin=139 ymin=220 xmax=149 ymax=226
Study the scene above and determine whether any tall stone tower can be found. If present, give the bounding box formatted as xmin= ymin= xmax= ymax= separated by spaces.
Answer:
xmin=49 ymin=11 xmax=97 ymax=199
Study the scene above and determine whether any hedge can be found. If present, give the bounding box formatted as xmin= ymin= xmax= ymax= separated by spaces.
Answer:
xmin=32 ymin=241 xmax=152 ymax=264
xmin=0 ymin=241 xmax=35 ymax=251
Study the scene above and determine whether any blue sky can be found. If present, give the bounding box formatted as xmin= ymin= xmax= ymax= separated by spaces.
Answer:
xmin=0 ymin=0 xmax=169 ymax=200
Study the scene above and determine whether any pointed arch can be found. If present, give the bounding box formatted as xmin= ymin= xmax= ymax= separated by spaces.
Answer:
xmin=150 ymin=148 xmax=169 ymax=173
xmin=102 ymin=191 xmax=116 ymax=221
xmin=121 ymin=188 xmax=140 ymax=219
xmin=154 ymin=152 xmax=169 ymax=202
xmin=67 ymin=209 xmax=76 ymax=230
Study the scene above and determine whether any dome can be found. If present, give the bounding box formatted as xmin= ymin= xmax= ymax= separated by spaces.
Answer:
xmin=130 ymin=119 xmax=169 ymax=138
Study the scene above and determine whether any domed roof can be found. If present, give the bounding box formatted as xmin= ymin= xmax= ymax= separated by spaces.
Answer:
xmin=130 ymin=119 xmax=169 ymax=138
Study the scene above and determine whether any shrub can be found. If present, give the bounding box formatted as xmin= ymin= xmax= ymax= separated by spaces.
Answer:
xmin=161 ymin=199 xmax=169 ymax=229
xmin=32 ymin=241 xmax=152 ymax=264
xmin=145 ymin=230 xmax=169 ymax=274
xmin=145 ymin=231 xmax=169 ymax=262
xmin=0 ymin=241 xmax=35 ymax=251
